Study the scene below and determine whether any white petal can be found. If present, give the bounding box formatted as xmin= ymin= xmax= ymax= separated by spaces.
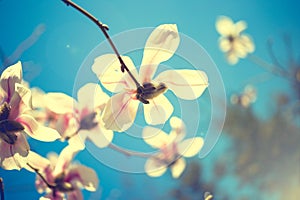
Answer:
xmin=226 ymin=52 xmax=239 ymax=65
xmin=45 ymin=92 xmax=76 ymax=114
xmin=145 ymin=156 xmax=167 ymax=177
xmin=219 ymin=38 xmax=231 ymax=52
xmin=77 ymin=83 xmax=109 ymax=110
xmin=140 ymin=24 xmax=180 ymax=83
xmin=102 ymin=92 xmax=139 ymax=132
xmin=25 ymin=151 xmax=50 ymax=172
xmin=235 ymin=20 xmax=247 ymax=35
xmin=68 ymin=165 xmax=99 ymax=191
xmin=178 ymin=137 xmax=204 ymax=157
xmin=86 ymin=126 xmax=113 ymax=148
xmin=143 ymin=94 xmax=173 ymax=125
xmin=53 ymin=145 xmax=78 ymax=177
xmin=170 ymin=157 xmax=186 ymax=178
xmin=240 ymin=34 xmax=255 ymax=53
xmin=155 ymin=70 xmax=208 ymax=100
xmin=16 ymin=114 xmax=61 ymax=142
xmin=143 ymin=126 xmax=170 ymax=148
xmin=216 ymin=16 xmax=235 ymax=36
xmin=0 ymin=61 xmax=22 ymax=101
xmin=68 ymin=134 xmax=86 ymax=151
xmin=92 ymin=54 xmax=138 ymax=92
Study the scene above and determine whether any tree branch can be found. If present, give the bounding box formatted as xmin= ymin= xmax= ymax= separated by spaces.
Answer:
xmin=61 ymin=0 xmax=141 ymax=88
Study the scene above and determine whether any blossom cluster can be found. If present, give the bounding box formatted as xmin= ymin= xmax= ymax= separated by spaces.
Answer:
xmin=0 ymin=24 xmax=209 ymax=199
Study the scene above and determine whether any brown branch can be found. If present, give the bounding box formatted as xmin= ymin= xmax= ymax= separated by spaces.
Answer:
xmin=61 ymin=0 xmax=141 ymax=88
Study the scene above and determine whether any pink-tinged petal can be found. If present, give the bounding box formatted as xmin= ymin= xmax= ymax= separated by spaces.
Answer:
xmin=170 ymin=157 xmax=186 ymax=178
xmin=0 ymin=132 xmax=29 ymax=170
xmin=67 ymin=189 xmax=83 ymax=200
xmin=67 ymin=165 xmax=99 ymax=192
xmin=216 ymin=16 xmax=235 ymax=36
xmin=92 ymin=54 xmax=138 ymax=92
xmin=85 ymin=125 xmax=113 ymax=148
xmin=177 ymin=137 xmax=204 ymax=157
xmin=142 ymin=127 xmax=170 ymax=148
xmin=0 ymin=61 xmax=22 ymax=101
xmin=77 ymin=83 xmax=109 ymax=110
xmin=145 ymin=156 xmax=167 ymax=177
xmin=155 ymin=70 xmax=209 ymax=100
xmin=53 ymin=145 xmax=78 ymax=177
xmin=24 ymin=151 xmax=50 ymax=173
xmin=140 ymin=24 xmax=180 ymax=83
xmin=102 ymin=92 xmax=139 ymax=132
xmin=40 ymin=193 xmax=64 ymax=200
xmin=8 ymin=83 xmax=33 ymax=119
xmin=45 ymin=93 xmax=76 ymax=114
xmin=143 ymin=94 xmax=173 ymax=125
xmin=16 ymin=114 xmax=61 ymax=142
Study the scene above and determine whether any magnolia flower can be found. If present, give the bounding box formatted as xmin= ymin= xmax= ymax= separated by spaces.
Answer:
xmin=0 ymin=62 xmax=60 ymax=170
xmin=26 ymin=147 xmax=98 ymax=200
xmin=143 ymin=117 xmax=204 ymax=178
xmin=45 ymin=83 xmax=113 ymax=149
xmin=92 ymin=24 xmax=208 ymax=132
xmin=216 ymin=16 xmax=255 ymax=65
xmin=27 ymin=87 xmax=62 ymax=129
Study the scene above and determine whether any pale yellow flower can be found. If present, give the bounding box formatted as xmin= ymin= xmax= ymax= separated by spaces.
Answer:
xmin=143 ymin=117 xmax=204 ymax=178
xmin=216 ymin=16 xmax=255 ymax=65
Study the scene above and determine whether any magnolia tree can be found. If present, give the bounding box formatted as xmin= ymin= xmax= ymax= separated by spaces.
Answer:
xmin=0 ymin=0 xmax=213 ymax=199
xmin=1 ymin=1 xmax=298 ymax=200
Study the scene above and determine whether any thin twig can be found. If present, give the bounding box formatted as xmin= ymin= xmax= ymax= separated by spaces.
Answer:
xmin=108 ymin=143 xmax=153 ymax=158
xmin=61 ymin=0 xmax=141 ymax=88
xmin=267 ymin=38 xmax=286 ymax=70
xmin=248 ymin=54 xmax=290 ymax=78
xmin=26 ymin=163 xmax=55 ymax=190
xmin=0 ymin=177 xmax=4 ymax=200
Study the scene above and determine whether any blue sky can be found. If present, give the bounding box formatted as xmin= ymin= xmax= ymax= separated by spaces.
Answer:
xmin=1 ymin=0 xmax=300 ymax=199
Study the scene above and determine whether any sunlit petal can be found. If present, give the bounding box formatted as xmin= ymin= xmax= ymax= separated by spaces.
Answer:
xmin=68 ymin=134 xmax=86 ymax=151
xmin=0 ymin=61 xmax=22 ymax=101
xmin=143 ymin=126 xmax=170 ymax=148
xmin=0 ymin=133 xmax=29 ymax=170
xmin=85 ymin=126 xmax=113 ymax=148
xmin=77 ymin=83 xmax=109 ymax=110
xmin=155 ymin=70 xmax=208 ymax=100
xmin=16 ymin=114 xmax=61 ymax=141
xmin=226 ymin=52 xmax=239 ymax=65
xmin=235 ymin=20 xmax=247 ymax=35
xmin=53 ymin=145 xmax=78 ymax=177
xmin=92 ymin=54 xmax=138 ymax=92
xmin=170 ymin=157 xmax=186 ymax=178
xmin=25 ymin=151 xmax=50 ymax=172
xmin=140 ymin=24 xmax=180 ymax=83
xmin=177 ymin=137 xmax=204 ymax=157
xmin=240 ymin=34 xmax=255 ymax=53
xmin=143 ymin=94 xmax=173 ymax=125
xmin=102 ymin=92 xmax=139 ymax=132
xmin=68 ymin=165 xmax=99 ymax=191
xmin=219 ymin=38 xmax=231 ymax=52
xmin=145 ymin=156 xmax=167 ymax=177
xmin=45 ymin=92 xmax=76 ymax=114
xmin=31 ymin=87 xmax=46 ymax=109
xmin=216 ymin=16 xmax=234 ymax=36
